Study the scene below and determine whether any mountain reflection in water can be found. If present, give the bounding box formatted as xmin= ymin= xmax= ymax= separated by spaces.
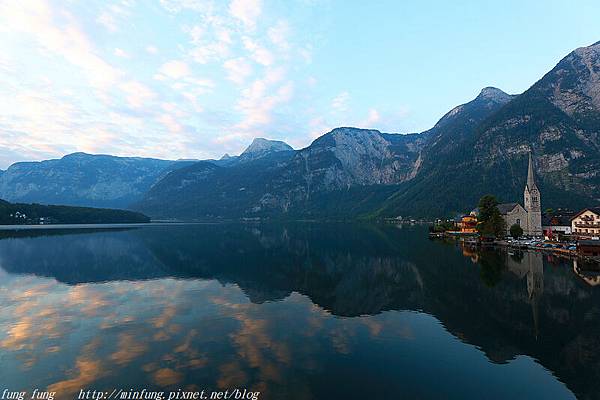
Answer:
xmin=0 ymin=223 xmax=598 ymax=400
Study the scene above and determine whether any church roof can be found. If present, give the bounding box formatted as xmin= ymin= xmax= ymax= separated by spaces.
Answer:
xmin=497 ymin=202 xmax=520 ymax=214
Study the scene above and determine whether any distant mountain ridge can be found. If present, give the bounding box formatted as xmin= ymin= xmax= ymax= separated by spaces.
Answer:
xmin=3 ymin=41 xmax=600 ymax=219
xmin=134 ymin=127 xmax=426 ymax=219
xmin=0 ymin=153 xmax=195 ymax=208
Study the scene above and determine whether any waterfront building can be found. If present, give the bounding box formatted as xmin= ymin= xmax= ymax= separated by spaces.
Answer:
xmin=460 ymin=213 xmax=478 ymax=233
xmin=542 ymin=210 xmax=575 ymax=239
xmin=571 ymin=207 xmax=600 ymax=239
xmin=578 ymin=240 xmax=600 ymax=257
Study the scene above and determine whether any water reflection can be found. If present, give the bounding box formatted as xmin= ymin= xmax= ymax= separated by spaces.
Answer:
xmin=0 ymin=224 xmax=597 ymax=399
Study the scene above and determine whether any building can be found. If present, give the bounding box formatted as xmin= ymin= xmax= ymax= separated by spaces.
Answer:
xmin=460 ymin=213 xmax=478 ymax=233
xmin=498 ymin=203 xmax=528 ymax=235
xmin=498 ymin=152 xmax=543 ymax=237
xmin=542 ymin=209 xmax=575 ymax=239
xmin=571 ymin=207 xmax=600 ymax=239
xmin=578 ymin=240 xmax=600 ymax=257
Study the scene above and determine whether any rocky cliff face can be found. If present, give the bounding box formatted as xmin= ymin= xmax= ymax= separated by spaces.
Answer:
xmin=543 ymin=41 xmax=600 ymax=125
xmin=0 ymin=153 xmax=193 ymax=208
xmin=239 ymin=138 xmax=294 ymax=162
xmin=136 ymin=128 xmax=426 ymax=218
xmin=379 ymin=41 xmax=600 ymax=217
xmin=471 ymin=42 xmax=600 ymax=205
xmin=255 ymin=128 xmax=426 ymax=213
xmin=301 ymin=128 xmax=423 ymax=186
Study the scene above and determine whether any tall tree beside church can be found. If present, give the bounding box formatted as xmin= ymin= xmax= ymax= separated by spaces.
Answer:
xmin=477 ymin=195 xmax=506 ymax=238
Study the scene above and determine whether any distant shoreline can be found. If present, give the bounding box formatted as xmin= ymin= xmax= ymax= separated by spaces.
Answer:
xmin=0 ymin=219 xmax=425 ymax=231
xmin=0 ymin=222 xmax=206 ymax=231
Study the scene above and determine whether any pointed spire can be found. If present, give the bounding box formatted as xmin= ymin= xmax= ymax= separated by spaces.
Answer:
xmin=527 ymin=152 xmax=537 ymax=190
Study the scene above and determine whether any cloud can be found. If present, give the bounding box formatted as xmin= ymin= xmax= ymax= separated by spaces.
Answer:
xmin=156 ymin=60 xmax=191 ymax=80
xmin=114 ymin=48 xmax=130 ymax=58
xmin=299 ymin=45 xmax=313 ymax=64
xmin=224 ymin=57 xmax=253 ymax=84
xmin=153 ymin=368 xmax=184 ymax=386
xmin=157 ymin=113 xmax=184 ymax=133
xmin=362 ymin=108 xmax=380 ymax=126
xmin=97 ymin=12 xmax=118 ymax=32
xmin=120 ymin=81 xmax=157 ymax=109
xmin=145 ymin=45 xmax=159 ymax=55
xmin=159 ymin=0 xmax=213 ymax=13
xmin=268 ymin=20 xmax=290 ymax=50
xmin=331 ymin=91 xmax=350 ymax=112
xmin=0 ymin=0 xmax=324 ymax=167
xmin=0 ymin=0 xmax=122 ymax=93
xmin=185 ymin=24 xmax=232 ymax=64
xmin=307 ymin=116 xmax=332 ymax=140
xmin=356 ymin=107 xmax=411 ymax=132
xmin=229 ymin=0 xmax=262 ymax=30
xmin=232 ymin=68 xmax=294 ymax=136
xmin=242 ymin=37 xmax=274 ymax=66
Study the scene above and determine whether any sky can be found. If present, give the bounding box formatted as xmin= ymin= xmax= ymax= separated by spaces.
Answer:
xmin=1 ymin=0 xmax=600 ymax=169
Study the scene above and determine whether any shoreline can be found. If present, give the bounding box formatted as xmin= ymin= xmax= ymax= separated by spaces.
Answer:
xmin=0 ymin=222 xmax=207 ymax=231
xmin=433 ymin=232 xmax=600 ymax=265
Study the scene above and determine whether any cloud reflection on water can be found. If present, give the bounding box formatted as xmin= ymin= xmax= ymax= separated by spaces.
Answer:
xmin=0 ymin=224 xmax=593 ymax=400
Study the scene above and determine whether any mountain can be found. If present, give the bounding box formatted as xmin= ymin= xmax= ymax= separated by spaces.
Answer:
xmin=239 ymin=137 xmax=294 ymax=162
xmin=204 ymin=139 xmax=294 ymax=167
xmin=135 ymin=86 xmax=514 ymax=220
xmin=0 ymin=153 xmax=194 ymax=208
xmin=135 ymin=127 xmax=429 ymax=219
xmin=134 ymin=146 xmax=296 ymax=219
xmin=410 ymin=86 xmax=515 ymax=182
xmin=5 ymin=42 xmax=600 ymax=219
xmin=0 ymin=198 xmax=149 ymax=224
xmin=139 ymin=38 xmax=600 ymax=220
xmin=378 ymin=41 xmax=600 ymax=217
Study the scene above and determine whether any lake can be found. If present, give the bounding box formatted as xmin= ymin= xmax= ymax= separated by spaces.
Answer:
xmin=0 ymin=223 xmax=598 ymax=400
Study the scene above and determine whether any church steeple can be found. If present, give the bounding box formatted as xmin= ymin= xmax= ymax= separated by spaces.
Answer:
xmin=524 ymin=151 xmax=542 ymax=236
xmin=526 ymin=152 xmax=538 ymax=191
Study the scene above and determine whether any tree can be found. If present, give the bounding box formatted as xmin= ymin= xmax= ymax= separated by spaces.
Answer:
xmin=430 ymin=220 xmax=455 ymax=233
xmin=477 ymin=195 xmax=506 ymax=238
xmin=510 ymin=224 xmax=523 ymax=239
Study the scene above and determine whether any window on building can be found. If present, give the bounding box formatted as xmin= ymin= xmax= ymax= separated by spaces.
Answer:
xmin=516 ymin=219 xmax=520 ymax=225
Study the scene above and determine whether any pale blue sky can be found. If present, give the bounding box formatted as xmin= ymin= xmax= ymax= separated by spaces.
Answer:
xmin=1 ymin=0 xmax=599 ymax=168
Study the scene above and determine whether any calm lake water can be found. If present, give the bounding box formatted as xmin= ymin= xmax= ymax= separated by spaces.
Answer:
xmin=0 ymin=223 xmax=599 ymax=400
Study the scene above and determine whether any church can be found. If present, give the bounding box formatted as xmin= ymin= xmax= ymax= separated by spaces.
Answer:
xmin=497 ymin=153 xmax=543 ymax=237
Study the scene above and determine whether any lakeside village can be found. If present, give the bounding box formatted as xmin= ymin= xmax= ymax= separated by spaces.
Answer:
xmin=428 ymin=154 xmax=600 ymax=264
